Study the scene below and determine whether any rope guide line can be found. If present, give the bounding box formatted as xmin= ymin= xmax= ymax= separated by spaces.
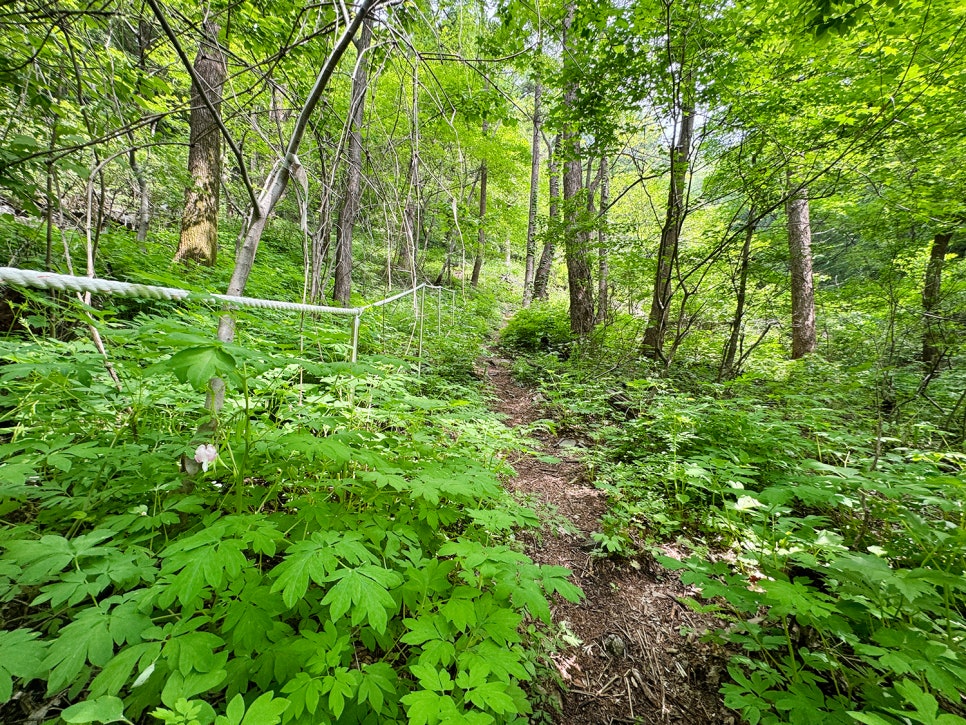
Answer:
xmin=0 ymin=267 xmax=457 ymax=363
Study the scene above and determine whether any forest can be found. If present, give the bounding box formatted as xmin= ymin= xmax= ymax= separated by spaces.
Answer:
xmin=0 ymin=0 xmax=965 ymax=723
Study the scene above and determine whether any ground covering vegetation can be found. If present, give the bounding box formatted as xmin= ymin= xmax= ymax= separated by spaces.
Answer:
xmin=502 ymin=299 xmax=966 ymax=723
xmin=1 ymin=224 xmax=582 ymax=725
xmin=1 ymin=0 xmax=966 ymax=723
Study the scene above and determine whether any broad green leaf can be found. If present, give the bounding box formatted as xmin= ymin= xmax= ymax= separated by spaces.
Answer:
xmin=240 ymin=691 xmax=289 ymax=725
xmin=162 ymin=346 xmax=237 ymax=391
xmin=466 ymin=681 xmax=516 ymax=714
xmin=410 ymin=664 xmax=453 ymax=693
xmin=848 ymin=714 xmax=900 ymax=725
xmin=61 ymin=696 xmax=128 ymax=724
xmin=45 ymin=609 xmax=114 ymax=693
xmin=321 ymin=566 xmax=401 ymax=634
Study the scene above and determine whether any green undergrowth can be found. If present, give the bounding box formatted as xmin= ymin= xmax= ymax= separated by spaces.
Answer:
xmin=504 ymin=314 xmax=966 ymax=725
xmin=0 ymin=287 xmax=582 ymax=725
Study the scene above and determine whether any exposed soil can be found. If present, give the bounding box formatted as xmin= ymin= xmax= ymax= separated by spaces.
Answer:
xmin=483 ymin=354 xmax=733 ymax=725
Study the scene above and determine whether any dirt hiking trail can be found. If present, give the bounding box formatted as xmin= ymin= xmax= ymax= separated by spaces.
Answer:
xmin=483 ymin=354 xmax=733 ymax=725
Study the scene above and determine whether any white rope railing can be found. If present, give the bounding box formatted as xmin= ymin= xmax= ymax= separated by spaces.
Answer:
xmin=0 ymin=267 xmax=457 ymax=364
xmin=0 ymin=267 xmax=366 ymax=315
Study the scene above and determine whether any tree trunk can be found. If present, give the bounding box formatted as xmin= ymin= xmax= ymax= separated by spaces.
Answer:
xmin=45 ymin=124 xmax=56 ymax=271
xmin=641 ymin=91 xmax=694 ymax=359
xmin=129 ymin=148 xmax=150 ymax=247
xmin=786 ymin=181 xmax=817 ymax=358
xmin=720 ymin=213 xmax=756 ymax=380
xmin=333 ymin=18 xmax=372 ymax=305
xmin=175 ymin=23 xmax=225 ymax=266
xmin=217 ymin=0 xmax=378 ymax=353
xmin=397 ymin=65 xmax=420 ymax=281
xmin=596 ymin=154 xmax=610 ymax=323
xmin=533 ymin=134 xmax=560 ymax=301
xmin=922 ymin=230 xmax=952 ymax=371
xmin=522 ymin=77 xmax=542 ymax=306
xmin=471 ymin=119 xmax=488 ymax=288
xmin=562 ymin=2 xmax=595 ymax=336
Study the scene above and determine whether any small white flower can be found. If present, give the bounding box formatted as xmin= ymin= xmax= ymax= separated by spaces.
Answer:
xmin=194 ymin=444 xmax=217 ymax=472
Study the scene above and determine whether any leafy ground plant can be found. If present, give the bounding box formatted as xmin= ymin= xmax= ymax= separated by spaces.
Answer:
xmin=510 ymin=342 xmax=966 ymax=724
xmin=0 ymin=294 xmax=582 ymax=725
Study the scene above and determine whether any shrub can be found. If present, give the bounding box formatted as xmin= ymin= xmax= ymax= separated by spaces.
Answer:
xmin=499 ymin=304 xmax=572 ymax=354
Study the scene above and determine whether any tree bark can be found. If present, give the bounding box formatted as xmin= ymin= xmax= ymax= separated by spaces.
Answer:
xmin=562 ymin=2 xmax=595 ymax=336
xmin=786 ymin=181 xmax=817 ymax=358
xmin=333 ymin=18 xmax=373 ymax=305
xmin=45 ymin=123 xmax=56 ymax=270
xmin=129 ymin=148 xmax=150 ymax=247
xmin=533 ymin=134 xmax=560 ymax=301
xmin=217 ymin=0 xmax=380 ymax=352
xmin=522 ymin=77 xmax=542 ymax=306
xmin=175 ymin=22 xmax=225 ymax=266
xmin=720 ymin=212 xmax=756 ymax=380
xmin=397 ymin=64 xmax=420 ymax=280
xmin=641 ymin=90 xmax=694 ymax=359
xmin=922 ymin=230 xmax=952 ymax=370
xmin=596 ymin=154 xmax=610 ymax=323
xmin=471 ymin=118 xmax=488 ymax=288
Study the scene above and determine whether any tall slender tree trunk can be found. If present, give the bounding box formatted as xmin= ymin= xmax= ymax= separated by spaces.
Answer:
xmin=175 ymin=22 xmax=225 ymax=266
xmin=132 ymin=20 xmax=153 ymax=247
xmin=45 ymin=123 xmax=56 ymax=270
xmin=642 ymin=89 xmax=694 ymax=359
xmin=333 ymin=18 xmax=372 ymax=305
xmin=522 ymin=77 xmax=542 ymax=306
xmin=922 ymin=230 xmax=952 ymax=371
xmin=218 ymin=0 xmax=378 ymax=347
xmin=786 ymin=180 xmax=817 ymax=359
xmin=396 ymin=60 xmax=420 ymax=280
xmin=471 ymin=119 xmax=488 ymax=288
xmin=596 ymin=155 xmax=610 ymax=323
xmin=129 ymin=148 xmax=150 ymax=247
xmin=561 ymin=2 xmax=594 ymax=336
xmin=533 ymin=135 xmax=560 ymax=301
xmin=720 ymin=212 xmax=757 ymax=380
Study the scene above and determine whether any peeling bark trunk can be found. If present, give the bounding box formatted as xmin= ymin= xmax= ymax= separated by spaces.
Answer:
xmin=333 ymin=19 xmax=372 ymax=305
xmin=642 ymin=92 xmax=694 ymax=359
xmin=522 ymin=78 xmax=542 ymax=306
xmin=922 ymin=230 xmax=952 ymax=371
xmin=175 ymin=23 xmax=225 ymax=266
xmin=533 ymin=134 xmax=560 ymax=301
xmin=786 ymin=181 xmax=817 ymax=359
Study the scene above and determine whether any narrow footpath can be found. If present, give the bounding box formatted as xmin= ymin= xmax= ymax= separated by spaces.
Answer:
xmin=483 ymin=355 xmax=732 ymax=725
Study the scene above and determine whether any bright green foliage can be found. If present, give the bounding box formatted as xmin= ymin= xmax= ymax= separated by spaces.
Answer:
xmin=517 ymin=327 xmax=966 ymax=723
xmin=499 ymin=305 xmax=572 ymax=354
xmin=0 ymin=265 xmax=581 ymax=724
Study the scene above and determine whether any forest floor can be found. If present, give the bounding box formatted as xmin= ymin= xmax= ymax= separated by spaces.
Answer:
xmin=483 ymin=353 xmax=734 ymax=725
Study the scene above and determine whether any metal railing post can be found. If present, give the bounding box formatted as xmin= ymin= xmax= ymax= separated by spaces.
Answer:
xmin=436 ymin=289 xmax=442 ymax=334
xmin=417 ymin=285 xmax=425 ymax=375
xmin=350 ymin=314 xmax=361 ymax=362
